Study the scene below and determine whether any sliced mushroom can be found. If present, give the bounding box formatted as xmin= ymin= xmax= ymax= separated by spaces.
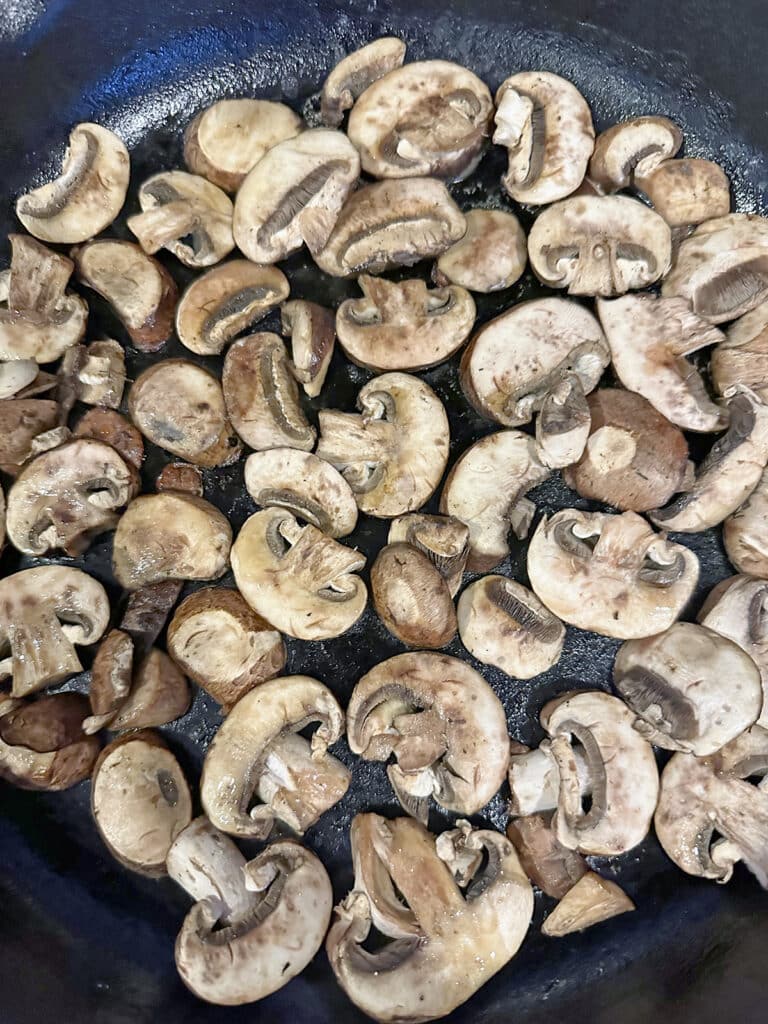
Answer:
xmin=588 ymin=116 xmax=683 ymax=192
xmin=371 ymin=542 xmax=457 ymax=648
xmin=107 ymin=649 xmax=191 ymax=732
xmin=0 ymin=359 xmax=39 ymax=399
xmin=0 ymin=399 xmax=60 ymax=472
xmin=119 ymin=580 xmax=183 ymax=660
xmin=433 ymin=208 xmax=527 ymax=293
xmin=711 ymin=300 xmax=768 ymax=401
xmin=156 ymin=462 xmax=204 ymax=496
xmin=508 ymin=744 xmax=592 ymax=818
xmin=281 ymin=299 xmax=335 ymax=398
xmin=638 ymin=158 xmax=731 ymax=227
xmin=321 ymin=37 xmax=407 ymax=127
xmin=724 ymin=464 xmax=768 ymax=576
xmin=542 ymin=872 xmax=634 ymax=937
xmin=506 ymin=813 xmax=588 ymax=899
xmin=64 ymin=339 xmax=125 ymax=408
xmin=85 ymin=628 xmax=134 ymax=733
xmin=535 ymin=375 xmax=592 ymax=469
xmin=73 ymin=409 xmax=144 ymax=469
xmin=16 ymin=123 xmax=129 ymax=243
xmin=387 ymin=513 xmax=469 ymax=597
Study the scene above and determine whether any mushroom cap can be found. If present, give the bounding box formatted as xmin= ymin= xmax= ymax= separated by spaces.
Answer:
xmin=321 ymin=37 xmax=407 ymax=127
xmin=588 ymin=115 xmax=683 ymax=192
xmin=371 ymin=542 xmax=458 ymax=648
xmin=281 ymin=299 xmax=336 ymax=399
xmin=724 ymin=464 xmax=768 ymax=576
xmin=387 ymin=512 xmax=469 ymax=597
xmin=712 ymin=299 xmax=768 ymax=401
xmin=433 ymin=208 xmax=527 ymax=293
xmin=119 ymin=580 xmax=183 ymax=658
xmin=638 ymin=157 xmax=731 ymax=228
xmin=0 ymin=399 xmax=60 ymax=471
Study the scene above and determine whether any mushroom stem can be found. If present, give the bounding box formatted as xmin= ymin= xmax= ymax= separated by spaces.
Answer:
xmin=167 ymin=817 xmax=256 ymax=925
xmin=509 ymin=746 xmax=592 ymax=816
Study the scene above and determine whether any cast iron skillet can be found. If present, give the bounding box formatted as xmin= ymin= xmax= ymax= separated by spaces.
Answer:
xmin=2 ymin=1 xmax=768 ymax=1021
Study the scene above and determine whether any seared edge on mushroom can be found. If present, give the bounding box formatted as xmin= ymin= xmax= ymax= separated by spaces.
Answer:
xmin=0 ymin=399 xmax=60 ymax=473
xmin=73 ymin=408 xmax=144 ymax=469
xmin=321 ymin=37 xmax=407 ymax=127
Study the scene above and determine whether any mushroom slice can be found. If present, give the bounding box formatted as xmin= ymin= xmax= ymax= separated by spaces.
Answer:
xmin=85 ymin=628 xmax=134 ymax=734
xmin=316 ymin=373 xmax=449 ymax=518
xmin=244 ymin=448 xmax=358 ymax=538
xmin=0 ymin=359 xmax=39 ymax=399
xmin=433 ymin=208 xmax=527 ymax=293
xmin=233 ymin=129 xmax=360 ymax=262
xmin=281 ymin=299 xmax=335 ymax=398
xmin=457 ymin=576 xmax=565 ymax=679
xmin=528 ymin=195 xmax=672 ymax=297
xmin=64 ymin=339 xmax=126 ymax=408
xmin=73 ymin=409 xmax=144 ymax=469
xmin=326 ymin=815 xmax=533 ymax=1023
xmin=371 ymin=543 xmax=457 ymax=648
xmin=156 ymin=462 xmax=204 ymax=496
xmin=16 ymin=123 xmax=130 ymax=243
xmin=527 ymin=509 xmax=699 ymax=639
xmin=614 ymin=621 xmax=762 ymax=755
xmin=73 ymin=239 xmax=177 ymax=352
xmin=387 ymin=513 xmax=469 ymax=597
xmin=638 ymin=158 xmax=731 ymax=228
xmin=347 ymin=651 xmax=509 ymax=818
xmin=350 ymin=813 xmax=420 ymax=939
xmin=506 ymin=813 xmax=588 ymax=899
xmin=440 ymin=431 xmax=550 ymax=571
xmin=201 ymin=675 xmax=350 ymax=838
xmin=6 ymin=438 xmax=139 ymax=556
xmin=167 ymin=588 xmax=286 ymax=712
xmin=535 ymin=375 xmax=592 ymax=470
xmin=508 ymin=745 xmax=592 ymax=818
xmin=494 ymin=71 xmax=594 ymax=205
xmin=542 ymin=872 xmax=634 ymax=937
xmin=321 ymin=37 xmax=407 ymax=127
xmin=588 ymin=116 xmax=683 ymax=192
xmin=112 ymin=493 xmax=232 ymax=590
xmin=184 ymin=98 xmax=303 ymax=191
xmin=711 ymin=300 xmax=768 ymax=401
xmin=597 ymin=293 xmax=726 ymax=432
xmin=460 ymin=297 xmax=608 ymax=427
xmin=119 ymin=581 xmax=184 ymax=660
xmin=223 ymin=333 xmax=315 ymax=452
xmin=176 ymin=261 xmax=289 ymax=355
xmin=106 ymin=649 xmax=191 ymax=732
xmin=564 ymin=388 xmax=691 ymax=511
xmin=0 ymin=235 xmax=87 ymax=361
xmin=0 ymin=399 xmax=60 ymax=472
xmin=128 ymin=171 xmax=234 ymax=268
xmin=231 ymin=509 xmax=366 ymax=641
xmin=313 ymin=177 xmax=466 ymax=277
xmin=336 ymin=275 xmax=475 ymax=372
xmin=91 ymin=730 xmax=192 ymax=876
xmin=724 ymin=464 xmax=768 ymax=576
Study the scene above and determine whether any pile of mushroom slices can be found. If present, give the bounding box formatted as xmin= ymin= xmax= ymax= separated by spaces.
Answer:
xmin=4 ymin=29 xmax=768 ymax=1024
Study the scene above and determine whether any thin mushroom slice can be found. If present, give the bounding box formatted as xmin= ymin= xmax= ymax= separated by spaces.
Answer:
xmin=711 ymin=299 xmax=768 ymax=401
xmin=16 ymin=123 xmax=130 ymax=243
xmin=281 ymin=300 xmax=335 ymax=398
xmin=321 ymin=37 xmax=407 ymax=127
xmin=535 ymin=375 xmax=591 ymax=470
xmin=506 ymin=813 xmax=588 ymax=899
xmin=0 ymin=399 xmax=60 ymax=473
xmin=638 ymin=158 xmax=731 ymax=228
xmin=724 ymin=463 xmax=768 ymax=576
xmin=371 ymin=543 xmax=457 ymax=648
xmin=588 ymin=116 xmax=683 ymax=192
xmin=387 ymin=513 xmax=469 ymax=597
xmin=541 ymin=872 xmax=634 ymax=937
xmin=433 ymin=208 xmax=527 ymax=293
xmin=73 ymin=409 xmax=144 ymax=469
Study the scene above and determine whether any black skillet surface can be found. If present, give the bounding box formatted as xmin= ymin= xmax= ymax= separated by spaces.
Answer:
xmin=1 ymin=1 xmax=768 ymax=1021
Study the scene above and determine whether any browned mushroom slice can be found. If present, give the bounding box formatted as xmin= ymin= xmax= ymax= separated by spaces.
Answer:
xmin=371 ymin=542 xmax=457 ymax=648
xmin=0 ymin=399 xmax=60 ymax=473
xmin=156 ymin=462 xmax=204 ymax=496
xmin=321 ymin=37 xmax=407 ymax=127
xmin=73 ymin=409 xmax=145 ymax=469
xmin=724 ymin=464 xmax=768 ymax=577
xmin=588 ymin=116 xmax=683 ymax=192
xmin=542 ymin=873 xmax=634 ymax=937
xmin=85 ymin=629 xmax=135 ymax=733
xmin=638 ymin=158 xmax=731 ymax=227
xmin=712 ymin=300 xmax=768 ymax=400
xmin=506 ymin=813 xmax=588 ymax=899
xmin=433 ymin=209 xmax=527 ymax=293
xmin=107 ymin=649 xmax=191 ymax=731
xmin=119 ymin=581 xmax=183 ymax=659
xmin=387 ymin=513 xmax=469 ymax=597
xmin=281 ymin=300 xmax=335 ymax=398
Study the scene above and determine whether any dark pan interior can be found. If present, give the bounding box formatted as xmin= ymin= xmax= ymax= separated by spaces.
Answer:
xmin=2 ymin=1 xmax=768 ymax=1022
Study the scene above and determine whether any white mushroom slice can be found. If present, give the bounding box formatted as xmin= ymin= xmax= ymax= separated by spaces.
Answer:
xmin=316 ymin=372 xmax=449 ymax=518
xmin=457 ymin=576 xmax=564 ymax=679
xmin=347 ymin=651 xmax=509 ymax=819
xmin=281 ymin=299 xmax=335 ymax=398
xmin=184 ymin=99 xmax=303 ymax=191
xmin=16 ymin=123 xmax=129 ymax=243
xmin=0 ymin=359 xmax=38 ymax=400
xmin=106 ymin=648 xmax=191 ymax=732
xmin=724 ymin=463 xmax=768 ymax=576
xmin=128 ymin=170 xmax=234 ymax=268
xmin=244 ymin=448 xmax=358 ymax=538
xmin=321 ymin=37 xmax=407 ymax=127
xmin=506 ymin=812 xmax=588 ymax=899
xmin=494 ymin=71 xmax=594 ymax=205
xmin=638 ymin=158 xmax=731 ymax=228
xmin=711 ymin=300 xmax=768 ymax=401
xmin=588 ymin=116 xmax=683 ymax=192
xmin=541 ymin=872 xmax=634 ymax=937
xmin=68 ymin=340 xmax=126 ymax=408
xmin=371 ymin=543 xmax=457 ymax=648
xmin=527 ymin=508 xmax=699 ymax=639
xmin=231 ymin=509 xmax=367 ymax=641
xmin=233 ymin=129 xmax=360 ymax=262
xmin=200 ymin=675 xmax=349 ymax=838
xmin=440 ymin=430 xmax=550 ymax=571
xmin=433 ymin=208 xmax=527 ymax=293
xmin=528 ymin=195 xmax=672 ymax=296
xmin=534 ymin=375 xmax=592 ymax=470
xmin=336 ymin=275 xmax=475 ymax=372
xmin=387 ymin=513 xmax=469 ymax=597
xmin=0 ymin=399 xmax=60 ymax=472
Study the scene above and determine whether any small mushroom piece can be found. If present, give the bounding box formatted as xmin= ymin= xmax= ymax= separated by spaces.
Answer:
xmin=527 ymin=509 xmax=699 ymax=639
xmin=231 ymin=509 xmax=366 ymax=641
xmin=724 ymin=464 xmax=768 ymax=576
xmin=233 ymin=129 xmax=360 ymax=262
xmin=638 ymin=158 xmax=731 ymax=228
xmin=321 ymin=37 xmax=407 ymax=126
xmin=0 ymin=359 xmax=39 ymax=399
xmin=84 ymin=629 xmax=134 ymax=733
xmin=535 ymin=375 xmax=592 ymax=470
xmin=0 ymin=399 xmax=60 ymax=472
xmin=433 ymin=208 xmax=527 ymax=293
xmin=371 ymin=543 xmax=457 ymax=648
xmin=440 ymin=431 xmax=550 ymax=571
xmin=711 ymin=300 xmax=768 ymax=401
xmin=128 ymin=171 xmax=234 ymax=268
xmin=16 ymin=123 xmax=130 ymax=243
xmin=73 ymin=409 xmax=144 ymax=469
xmin=281 ymin=300 xmax=335 ymax=398
xmin=107 ymin=649 xmax=191 ymax=732
xmin=509 ymin=745 xmax=592 ymax=818
xmin=176 ymin=261 xmax=289 ymax=356
xmin=336 ymin=275 xmax=475 ymax=372
xmin=119 ymin=580 xmax=184 ymax=659
xmin=588 ymin=116 xmax=683 ymax=192
xmin=201 ymin=675 xmax=350 ymax=838
xmin=527 ymin=195 xmax=672 ymax=297
xmin=542 ymin=872 xmax=634 ymax=937
xmin=112 ymin=493 xmax=232 ymax=590
xmin=387 ymin=513 xmax=469 ymax=597
xmin=28 ymin=426 xmax=72 ymax=457
xmin=457 ymin=576 xmax=565 ymax=679
xmin=494 ymin=71 xmax=594 ymax=205
xmin=316 ymin=373 xmax=449 ymax=519
xmin=506 ymin=813 xmax=588 ymax=899
xmin=69 ymin=340 xmax=125 ymax=408
xmin=156 ymin=462 xmax=204 ymax=496
xmin=184 ymin=98 xmax=303 ymax=191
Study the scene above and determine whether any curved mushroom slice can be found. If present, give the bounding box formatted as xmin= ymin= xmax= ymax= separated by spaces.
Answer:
xmin=350 ymin=813 xmax=420 ymax=939
xmin=72 ymin=239 xmax=177 ymax=352
xmin=506 ymin=813 xmax=588 ymax=899
xmin=440 ymin=431 xmax=550 ymax=571
xmin=231 ymin=509 xmax=366 ymax=641
xmin=184 ymin=98 xmax=303 ymax=191
xmin=176 ymin=261 xmax=289 ymax=356
xmin=316 ymin=373 xmax=449 ymax=518
xmin=336 ymin=275 xmax=475 ymax=372
xmin=724 ymin=464 xmax=768 ymax=576
xmin=16 ymin=123 xmax=129 ymax=243
xmin=534 ymin=375 xmax=592 ymax=470
xmin=433 ymin=208 xmax=527 ymax=293
xmin=73 ymin=409 xmax=144 ymax=469
xmin=244 ymin=448 xmax=358 ymax=538
xmin=638 ymin=158 xmax=731 ymax=228
xmin=494 ymin=71 xmax=594 ymax=205
xmin=509 ymin=744 xmax=592 ymax=818
xmin=588 ymin=116 xmax=683 ymax=192
xmin=371 ymin=543 xmax=457 ymax=648
xmin=201 ymin=675 xmax=350 ymax=838
xmin=712 ymin=300 xmax=768 ymax=401
xmin=105 ymin=649 xmax=191 ymax=732
xmin=528 ymin=195 xmax=671 ymax=297
xmin=387 ymin=513 xmax=469 ymax=597
xmin=281 ymin=299 xmax=335 ymax=398
xmin=457 ymin=576 xmax=564 ymax=679
xmin=223 ymin=333 xmax=315 ymax=453
xmin=112 ymin=493 xmax=232 ymax=590
xmin=128 ymin=171 xmax=234 ymax=268
xmin=321 ymin=37 xmax=407 ymax=127
xmin=541 ymin=872 xmax=634 ymax=937
xmin=233 ymin=129 xmax=360 ymax=262
xmin=313 ymin=177 xmax=466 ymax=277
xmin=527 ymin=509 xmax=699 ymax=639
xmin=156 ymin=462 xmax=203 ymax=496
xmin=0 ymin=399 xmax=60 ymax=473
xmin=347 ymin=651 xmax=509 ymax=819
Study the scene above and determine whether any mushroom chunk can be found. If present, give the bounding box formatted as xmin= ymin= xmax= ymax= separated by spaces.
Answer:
xmin=494 ymin=71 xmax=594 ymax=205
xmin=457 ymin=576 xmax=565 ymax=679
xmin=84 ymin=628 xmax=135 ymax=733
xmin=316 ymin=373 xmax=449 ymax=518
xmin=347 ymin=652 xmax=509 ymax=820
xmin=433 ymin=208 xmax=527 ymax=293
xmin=535 ymin=375 xmax=592 ymax=469
xmin=62 ymin=339 xmax=126 ymax=408
xmin=16 ymin=123 xmax=129 ymax=243
xmin=588 ymin=116 xmax=683 ymax=192
xmin=73 ymin=409 xmax=144 ymax=469
xmin=119 ymin=580 xmax=183 ymax=659
xmin=156 ymin=462 xmax=204 ymax=496
xmin=105 ymin=649 xmax=191 ymax=732
xmin=321 ymin=37 xmax=407 ymax=127
xmin=527 ymin=195 xmax=672 ymax=297
xmin=201 ymin=676 xmax=350 ymax=838
xmin=387 ymin=513 xmax=469 ymax=597
xmin=336 ymin=275 xmax=475 ymax=372
xmin=527 ymin=509 xmax=699 ymax=639
xmin=128 ymin=171 xmax=234 ymax=268
xmin=231 ymin=509 xmax=367 ymax=641
xmin=711 ymin=300 xmax=768 ymax=401
xmin=371 ymin=543 xmax=457 ymax=648
xmin=613 ymin=622 xmax=762 ymax=755
xmin=506 ymin=813 xmax=588 ymax=899
xmin=0 ymin=399 xmax=60 ymax=472
xmin=233 ymin=129 xmax=360 ymax=262
xmin=638 ymin=158 xmax=731 ymax=227
xmin=326 ymin=814 xmax=533 ymax=1024
xmin=724 ymin=464 xmax=768 ymax=576
xmin=541 ymin=872 xmax=634 ymax=937
xmin=509 ymin=743 xmax=592 ymax=818
xmin=281 ymin=300 xmax=335 ymax=398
